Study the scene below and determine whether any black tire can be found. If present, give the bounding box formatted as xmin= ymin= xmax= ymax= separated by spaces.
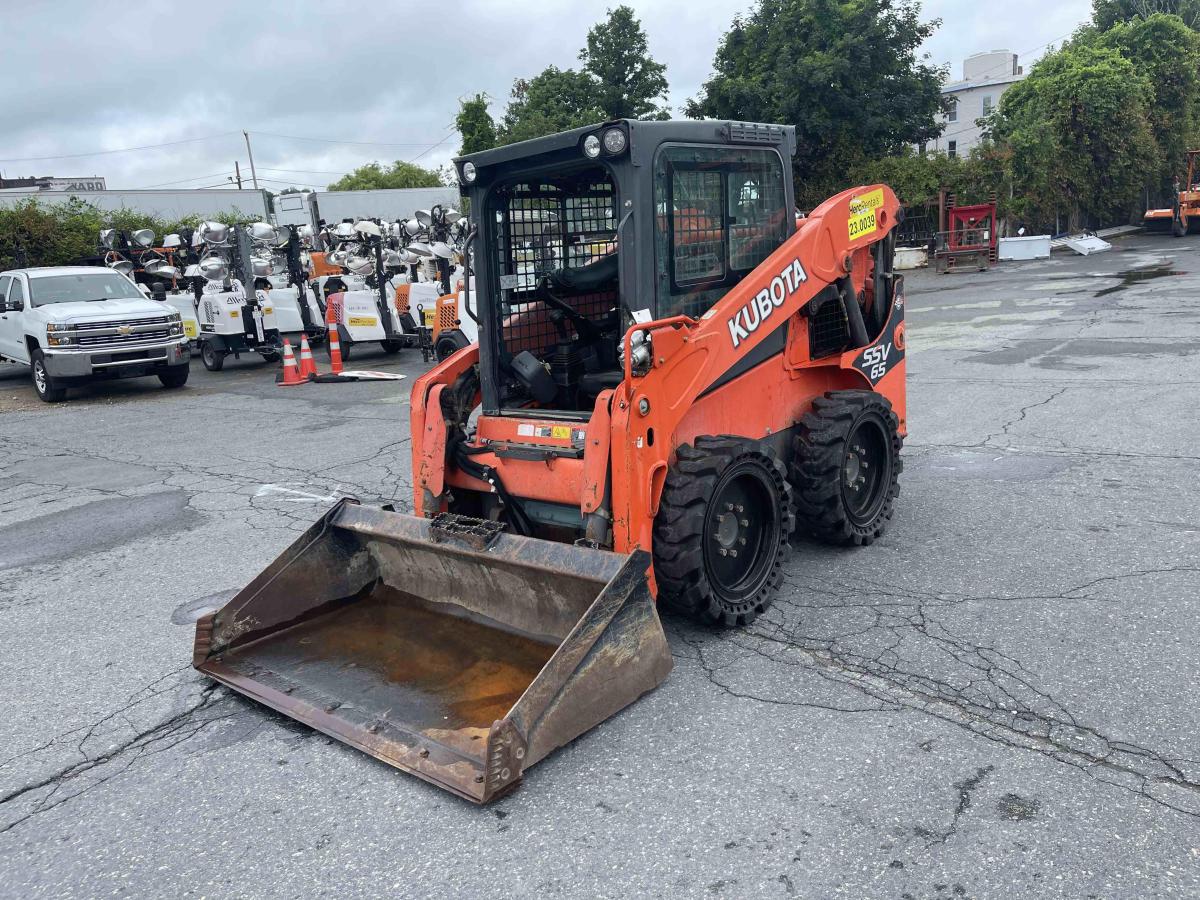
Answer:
xmin=332 ymin=335 xmax=351 ymax=362
xmin=436 ymin=332 xmax=468 ymax=362
xmin=200 ymin=341 xmax=225 ymax=372
xmin=791 ymin=391 xmax=902 ymax=546
xmin=158 ymin=365 xmax=189 ymax=389
xmin=380 ymin=340 xmax=403 ymax=354
xmin=1173 ymin=216 xmax=1188 ymax=238
xmin=30 ymin=350 xmax=66 ymax=403
xmin=260 ymin=351 xmax=281 ymax=364
xmin=653 ymin=436 xmax=794 ymax=627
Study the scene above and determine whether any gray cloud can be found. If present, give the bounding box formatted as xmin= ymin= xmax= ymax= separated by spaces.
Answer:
xmin=0 ymin=0 xmax=1092 ymax=190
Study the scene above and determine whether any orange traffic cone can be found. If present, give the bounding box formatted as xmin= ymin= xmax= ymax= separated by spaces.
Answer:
xmin=298 ymin=334 xmax=318 ymax=380
xmin=276 ymin=339 xmax=304 ymax=386
xmin=328 ymin=325 xmax=343 ymax=375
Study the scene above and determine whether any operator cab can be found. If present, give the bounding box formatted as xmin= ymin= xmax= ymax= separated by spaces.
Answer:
xmin=456 ymin=119 xmax=798 ymax=419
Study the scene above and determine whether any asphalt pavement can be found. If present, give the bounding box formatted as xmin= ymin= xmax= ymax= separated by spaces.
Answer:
xmin=1 ymin=236 xmax=1197 ymax=898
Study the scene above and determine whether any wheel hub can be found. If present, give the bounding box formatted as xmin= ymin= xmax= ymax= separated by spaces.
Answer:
xmin=841 ymin=421 xmax=890 ymax=525
xmin=704 ymin=468 xmax=777 ymax=602
xmin=34 ymin=362 xmax=46 ymax=391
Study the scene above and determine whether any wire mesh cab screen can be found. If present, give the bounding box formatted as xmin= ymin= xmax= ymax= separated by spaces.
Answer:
xmin=490 ymin=171 xmax=618 ymax=359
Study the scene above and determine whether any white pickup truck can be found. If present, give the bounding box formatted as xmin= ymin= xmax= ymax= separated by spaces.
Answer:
xmin=0 ymin=266 xmax=189 ymax=402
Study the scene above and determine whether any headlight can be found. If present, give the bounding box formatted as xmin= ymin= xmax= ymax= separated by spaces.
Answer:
xmin=583 ymin=134 xmax=601 ymax=158
xmin=46 ymin=322 xmax=71 ymax=332
xmin=602 ymin=128 xmax=627 ymax=155
xmin=462 ymin=161 xmax=477 ymax=183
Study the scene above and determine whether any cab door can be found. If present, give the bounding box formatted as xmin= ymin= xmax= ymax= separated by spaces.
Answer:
xmin=0 ymin=275 xmax=27 ymax=362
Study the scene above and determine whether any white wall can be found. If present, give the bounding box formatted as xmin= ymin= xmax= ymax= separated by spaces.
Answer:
xmin=0 ymin=188 xmax=269 ymax=220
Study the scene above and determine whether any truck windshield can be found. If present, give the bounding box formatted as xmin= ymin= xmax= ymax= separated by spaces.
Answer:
xmin=30 ymin=272 xmax=144 ymax=306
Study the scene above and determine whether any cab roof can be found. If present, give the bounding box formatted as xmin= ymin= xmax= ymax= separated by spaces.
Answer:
xmin=454 ymin=118 xmax=797 ymax=173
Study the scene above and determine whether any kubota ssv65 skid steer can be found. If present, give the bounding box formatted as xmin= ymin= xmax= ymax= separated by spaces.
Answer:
xmin=194 ymin=120 xmax=906 ymax=803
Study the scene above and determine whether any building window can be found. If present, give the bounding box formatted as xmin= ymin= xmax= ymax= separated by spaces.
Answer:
xmin=982 ymin=95 xmax=993 ymax=116
xmin=948 ymin=141 xmax=958 ymax=159
xmin=947 ymin=99 xmax=958 ymax=123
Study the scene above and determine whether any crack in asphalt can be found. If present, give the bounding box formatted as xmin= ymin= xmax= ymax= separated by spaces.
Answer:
xmin=0 ymin=681 xmax=236 ymax=835
xmin=668 ymin=563 xmax=1200 ymax=822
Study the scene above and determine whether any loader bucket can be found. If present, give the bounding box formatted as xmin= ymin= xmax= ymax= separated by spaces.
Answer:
xmin=193 ymin=501 xmax=671 ymax=803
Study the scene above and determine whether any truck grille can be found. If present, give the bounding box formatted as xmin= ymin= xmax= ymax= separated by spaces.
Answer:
xmin=72 ymin=316 xmax=175 ymax=348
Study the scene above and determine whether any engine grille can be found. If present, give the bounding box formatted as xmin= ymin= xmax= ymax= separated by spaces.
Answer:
xmin=72 ymin=316 xmax=175 ymax=348
xmin=808 ymin=292 xmax=849 ymax=359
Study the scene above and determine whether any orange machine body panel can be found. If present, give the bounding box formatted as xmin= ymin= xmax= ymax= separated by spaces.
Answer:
xmin=411 ymin=185 xmax=906 ymax=584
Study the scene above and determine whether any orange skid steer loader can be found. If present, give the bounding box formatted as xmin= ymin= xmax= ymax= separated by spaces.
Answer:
xmin=194 ymin=120 xmax=906 ymax=803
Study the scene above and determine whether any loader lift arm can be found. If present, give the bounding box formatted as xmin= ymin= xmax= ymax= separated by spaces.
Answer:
xmin=605 ymin=184 xmax=903 ymax=555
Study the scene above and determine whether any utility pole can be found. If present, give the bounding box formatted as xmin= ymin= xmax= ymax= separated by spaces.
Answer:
xmin=234 ymin=161 xmax=243 ymax=189
xmin=242 ymin=131 xmax=259 ymax=190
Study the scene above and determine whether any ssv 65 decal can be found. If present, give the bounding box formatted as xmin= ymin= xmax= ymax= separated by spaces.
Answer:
xmin=728 ymin=258 xmax=808 ymax=348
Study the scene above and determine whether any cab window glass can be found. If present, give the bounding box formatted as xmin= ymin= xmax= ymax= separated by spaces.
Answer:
xmin=8 ymin=278 xmax=24 ymax=304
xmin=654 ymin=145 xmax=788 ymax=318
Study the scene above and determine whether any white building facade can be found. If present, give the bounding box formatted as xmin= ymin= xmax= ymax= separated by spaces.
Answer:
xmin=927 ymin=51 xmax=1025 ymax=158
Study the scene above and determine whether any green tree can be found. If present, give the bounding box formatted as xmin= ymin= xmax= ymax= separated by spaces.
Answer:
xmin=326 ymin=160 xmax=442 ymax=191
xmin=1093 ymin=0 xmax=1200 ymax=29
xmin=1095 ymin=14 xmax=1200 ymax=200
xmin=499 ymin=67 xmax=605 ymax=145
xmin=456 ymin=93 xmax=498 ymax=155
xmin=991 ymin=44 xmax=1158 ymax=231
xmin=580 ymin=5 xmax=669 ymax=119
xmin=686 ymin=0 xmax=946 ymax=207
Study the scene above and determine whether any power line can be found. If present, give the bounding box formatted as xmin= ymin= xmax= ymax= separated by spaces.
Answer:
xmin=258 ymin=166 xmax=348 ymax=175
xmin=249 ymin=131 xmax=444 ymax=150
xmin=0 ymin=133 xmax=238 ymax=164
xmin=408 ymin=128 xmax=456 ymax=163
xmin=130 ymin=171 xmax=235 ymax=189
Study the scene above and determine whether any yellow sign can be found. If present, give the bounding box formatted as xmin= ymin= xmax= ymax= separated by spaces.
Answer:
xmin=848 ymin=189 xmax=884 ymax=241
xmin=422 ymin=308 xmax=435 ymax=326
xmin=348 ymin=316 xmax=378 ymax=327
xmin=184 ymin=321 xmax=198 ymax=339
xmin=551 ymin=425 xmax=572 ymax=440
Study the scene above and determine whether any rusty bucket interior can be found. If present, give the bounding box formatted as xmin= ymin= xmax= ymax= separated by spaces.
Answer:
xmin=194 ymin=502 xmax=671 ymax=803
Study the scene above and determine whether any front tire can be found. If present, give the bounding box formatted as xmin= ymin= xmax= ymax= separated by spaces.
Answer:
xmin=654 ymin=436 xmax=794 ymax=627
xmin=200 ymin=341 xmax=225 ymax=372
xmin=158 ymin=365 xmax=189 ymax=389
xmin=31 ymin=350 xmax=66 ymax=403
xmin=791 ymin=391 xmax=902 ymax=546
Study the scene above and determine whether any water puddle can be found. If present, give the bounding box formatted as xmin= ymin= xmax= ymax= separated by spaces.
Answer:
xmin=1094 ymin=265 xmax=1184 ymax=297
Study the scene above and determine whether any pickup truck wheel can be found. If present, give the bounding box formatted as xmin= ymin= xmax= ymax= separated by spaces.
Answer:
xmin=380 ymin=340 xmax=403 ymax=354
xmin=31 ymin=350 xmax=66 ymax=403
xmin=200 ymin=341 xmax=225 ymax=372
xmin=158 ymin=365 xmax=189 ymax=389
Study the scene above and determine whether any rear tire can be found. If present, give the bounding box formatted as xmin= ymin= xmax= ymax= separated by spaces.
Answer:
xmin=380 ymin=340 xmax=403 ymax=354
xmin=200 ymin=341 xmax=225 ymax=372
xmin=791 ymin=391 xmax=902 ymax=546
xmin=31 ymin=350 xmax=66 ymax=403
xmin=653 ymin=436 xmax=794 ymax=627
xmin=158 ymin=365 xmax=189 ymax=389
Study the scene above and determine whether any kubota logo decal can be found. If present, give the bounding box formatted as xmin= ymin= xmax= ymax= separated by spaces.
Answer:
xmin=728 ymin=258 xmax=808 ymax=348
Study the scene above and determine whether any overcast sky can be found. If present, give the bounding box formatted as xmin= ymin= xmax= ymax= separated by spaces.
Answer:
xmin=0 ymin=0 xmax=1092 ymax=192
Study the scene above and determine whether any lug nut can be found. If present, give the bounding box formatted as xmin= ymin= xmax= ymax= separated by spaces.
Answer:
xmin=729 ymin=550 xmax=738 ymax=558
xmin=740 ymin=518 xmax=749 ymax=527
xmin=725 ymin=503 xmax=734 ymax=511
xmin=739 ymin=537 xmax=747 ymax=546
xmin=719 ymin=549 xmax=728 ymax=556
xmin=736 ymin=505 xmax=744 ymax=513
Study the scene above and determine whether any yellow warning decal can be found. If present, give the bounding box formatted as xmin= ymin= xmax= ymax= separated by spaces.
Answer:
xmin=848 ymin=188 xmax=884 ymax=241
xmin=551 ymin=425 xmax=572 ymax=440
xmin=348 ymin=316 xmax=378 ymax=327
xmin=183 ymin=321 xmax=198 ymax=339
